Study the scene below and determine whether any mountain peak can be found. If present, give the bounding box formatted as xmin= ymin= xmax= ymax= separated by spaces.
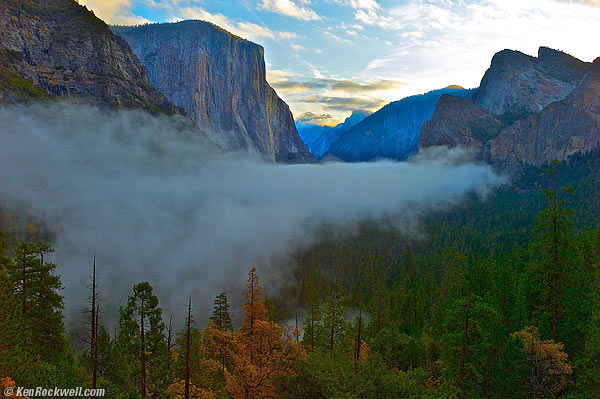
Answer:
xmin=473 ymin=47 xmax=591 ymax=114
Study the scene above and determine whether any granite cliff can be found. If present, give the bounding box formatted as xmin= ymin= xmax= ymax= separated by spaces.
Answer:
xmin=0 ymin=0 xmax=181 ymax=114
xmin=420 ymin=47 xmax=599 ymax=168
xmin=113 ymin=21 xmax=312 ymax=162
xmin=473 ymin=47 xmax=591 ymax=115
xmin=489 ymin=57 xmax=600 ymax=166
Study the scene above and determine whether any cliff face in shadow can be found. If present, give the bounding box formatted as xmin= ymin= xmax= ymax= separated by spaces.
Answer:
xmin=113 ymin=21 xmax=313 ymax=162
xmin=326 ymin=88 xmax=475 ymax=161
xmin=0 ymin=0 xmax=181 ymax=114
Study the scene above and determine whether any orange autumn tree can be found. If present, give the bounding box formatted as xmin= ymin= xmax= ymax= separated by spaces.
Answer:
xmin=512 ymin=326 xmax=573 ymax=398
xmin=217 ymin=268 xmax=304 ymax=399
xmin=1 ymin=377 xmax=29 ymax=399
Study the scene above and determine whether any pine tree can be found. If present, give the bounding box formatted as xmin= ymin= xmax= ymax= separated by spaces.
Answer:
xmin=242 ymin=268 xmax=269 ymax=339
xmin=116 ymin=282 xmax=170 ymax=398
xmin=530 ymin=161 xmax=574 ymax=341
xmin=210 ymin=292 xmax=233 ymax=332
xmin=0 ymin=251 xmax=17 ymax=378
xmin=4 ymin=242 xmax=64 ymax=363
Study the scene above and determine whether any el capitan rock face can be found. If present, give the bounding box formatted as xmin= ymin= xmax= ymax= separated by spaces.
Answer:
xmin=0 ymin=0 xmax=181 ymax=114
xmin=420 ymin=47 xmax=600 ymax=169
xmin=113 ymin=21 xmax=312 ymax=162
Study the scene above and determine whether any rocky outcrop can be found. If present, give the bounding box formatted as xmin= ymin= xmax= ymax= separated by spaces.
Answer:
xmin=0 ymin=0 xmax=181 ymax=114
xmin=420 ymin=48 xmax=600 ymax=169
xmin=419 ymin=94 xmax=502 ymax=160
xmin=113 ymin=21 xmax=312 ymax=162
xmin=489 ymin=57 xmax=600 ymax=166
xmin=296 ymin=110 xmax=370 ymax=158
xmin=326 ymin=87 xmax=475 ymax=161
xmin=473 ymin=47 xmax=591 ymax=115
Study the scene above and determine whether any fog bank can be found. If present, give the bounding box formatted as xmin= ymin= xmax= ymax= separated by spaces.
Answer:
xmin=0 ymin=103 xmax=503 ymax=329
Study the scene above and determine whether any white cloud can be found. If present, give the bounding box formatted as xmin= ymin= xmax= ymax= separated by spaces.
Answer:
xmin=259 ymin=0 xmax=322 ymax=20
xmin=79 ymin=0 xmax=149 ymax=24
xmin=291 ymin=44 xmax=306 ymax=51
xmin=349 ymin=0 xmax=380 ymax=11
xmin=361 ymin=0 xmax=600 ymax=98
xmin=279 ymin=31 xmax=299 ymax=39
xmin=174 ymin=7 xmax=275 ymax=40
xmin=553 ymin=0 xmax=600 ymax=6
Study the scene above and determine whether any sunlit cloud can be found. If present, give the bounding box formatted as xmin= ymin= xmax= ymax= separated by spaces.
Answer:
xmin=259 ymin=0 xmax=321 ymax=20
xmin=553 ymin=0 xmax=600 ymax=6
xmin=171 ymin=7 xmax=276 ymax=40
xmin=299 ymin=93 xmax=387 ymax=113
xmin=295 ymin=112 xmax=336 ymax=125
xmin=79 ymin=0 xmax=149 ymax=24
xmin=268 ymin=76 xmax=405 ymax=95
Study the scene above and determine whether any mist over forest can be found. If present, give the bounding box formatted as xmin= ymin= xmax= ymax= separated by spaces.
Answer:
xmin=0 ymin=103 xmax=502 ymax=328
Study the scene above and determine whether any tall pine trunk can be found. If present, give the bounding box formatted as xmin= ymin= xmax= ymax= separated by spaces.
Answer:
xmin=140 ymin=297 xmax=146 ymax=398
xmin=185 ymin=297 xmax=191 ymax=399
xmin=458 ymin=292 xmax=471 ymax=388
xmin=91 ymin=256 xmax=98 ymax=390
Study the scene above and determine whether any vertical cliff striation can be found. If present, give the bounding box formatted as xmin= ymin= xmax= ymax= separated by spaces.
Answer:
xmin=0 ymin=0 xmax=181 ymax=114
xmin=113 ymin=21 xmax=313 ymax=162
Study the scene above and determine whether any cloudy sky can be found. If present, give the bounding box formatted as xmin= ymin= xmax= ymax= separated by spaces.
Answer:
xmin=80 ymin=0 xmax=600 ymax=125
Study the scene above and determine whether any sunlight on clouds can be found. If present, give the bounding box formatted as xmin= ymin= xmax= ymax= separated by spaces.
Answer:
xmin=268 ymin=71 xmax=405 ymax=123
xmin=259 ymin=0 xmax=321 ymax=20
xmin=172 ymin=7 xmax=276 ymax=40
xmin=554 ymin=0 xmax=600 ymax=6
xmin=79 ymin=0 xmax=148 ymax=24
xmin=295 ymin=112 xmax=336 ymax=125
xmin=361 ymin=0 xmax=600 ymax=99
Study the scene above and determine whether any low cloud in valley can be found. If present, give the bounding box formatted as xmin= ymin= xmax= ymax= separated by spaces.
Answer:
xmin=0 ymin=103 xmax=503 ymax=328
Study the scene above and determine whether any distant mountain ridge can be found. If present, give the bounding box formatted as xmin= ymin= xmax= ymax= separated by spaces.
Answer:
xmin=420 ymin=47 xmax=599 ymax=169
xmin=325 ymin=87 xmax=476 ymax=161
xmin=113 ymin=21 xmax=314 ymax=163
xmin=296 ymin=110 xmax=371 ymax=158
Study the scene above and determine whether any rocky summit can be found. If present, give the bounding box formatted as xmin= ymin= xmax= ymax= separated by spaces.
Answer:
xmin=420 ymin=47 xmax=599 ymax=169
xmin=0 ymin=0 xmax=180 ymax=114
xmin=113 ymin=21 xmax=313 ymax=163
xmin=472 ymin=47 xmax=591 ymax=115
